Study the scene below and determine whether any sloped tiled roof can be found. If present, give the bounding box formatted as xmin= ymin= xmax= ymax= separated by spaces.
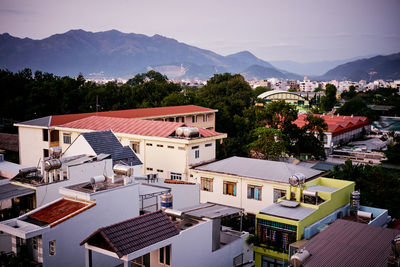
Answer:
xmin=194 ymin=156 xmax=323 ymax=183
xmin=300 ymin=219 xmax=400 ymax=267
xmin=59 ymin=116 xmax=224 ymax=138
xmin=28 ymin=199 xmax=89 ymax=225
xmin=81 ymin=130 xmax=142 ymax=166
xmin=294 ymin=114 xmax=371 ymax=137
xmin=80 ymin=210 xmax=179 ymax=258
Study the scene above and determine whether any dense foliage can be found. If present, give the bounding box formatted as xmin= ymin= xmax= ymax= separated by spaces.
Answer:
xmin=330 ymin=160 xmax=400 ymax=218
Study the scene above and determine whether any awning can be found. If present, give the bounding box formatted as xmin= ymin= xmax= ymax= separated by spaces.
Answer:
xmin=0 ymin=183 xmax=35 ymax=202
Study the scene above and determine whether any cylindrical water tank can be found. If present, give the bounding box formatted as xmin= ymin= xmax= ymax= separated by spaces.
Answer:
xmin=303 ymin=190 xmax=318 ymax=197
xmin=113 ymin=164 xmax=133 ymax=176
xmin=175 ymin=127 xmax=185 ymax=136
xmin=351 ymin=191 xmax=360 ymax=215
xmin=44 ymin=159 xmax=62 ymax=171
xmin=289 ymin=173 xmax=306 ymax=186
xmin=90 ymin=175 xmax=106 ymax=184
xmin=49 ymin=146 xmax=62 ymax=158
xmin=161 ymin=192 xmax=173 ymax=209
xmin=183 ymin=127 xmax=199 ymax=137
xmin=290 ymin=250 xmax=311 ymax=267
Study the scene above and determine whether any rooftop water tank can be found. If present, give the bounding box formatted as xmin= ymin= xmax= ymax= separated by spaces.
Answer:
xmin=289 ymin=173 xmax=306 ymax=187
xmin=113 ymin=164 xmax=134 ymax=177
xmin=44 ymin=158 xmax=62 ymax=171
xmin=161 ymin=192 xmax=173 ymax=209
xmin=183 ymin=127 xmax=199 ymax=137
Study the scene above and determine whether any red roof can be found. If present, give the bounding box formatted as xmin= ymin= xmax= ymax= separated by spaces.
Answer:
xmin=294 ymin=114 xmax=371 ymax=137
xmin=50 ymin=105 xmax=216 ymax=126
xmin=300 ymin=219 xmax=400 ymax=267
xmin=59 ymin=116 xmax=224 ymax=138
xmin=28 ymin=199 xmax=88 ymax=224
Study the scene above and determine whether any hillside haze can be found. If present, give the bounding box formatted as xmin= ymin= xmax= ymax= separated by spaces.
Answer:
xmin=0 ymin=29 xmax=296 ymax=80
xmin=319 ymin=53 xmax=400 ymax=81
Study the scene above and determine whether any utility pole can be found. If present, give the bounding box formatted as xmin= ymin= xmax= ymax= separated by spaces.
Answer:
xmin=96 ymin=95 xmax=99 ymax=113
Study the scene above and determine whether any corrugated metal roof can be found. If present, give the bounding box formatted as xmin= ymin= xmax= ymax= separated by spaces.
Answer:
xmin=51 ymin=105 xmax=216 ymax=126
xmin=294 ymin=114 xmax=371 ymax=137
xmin=59 ymin=116 xmax=224 ymax=138
xmin=80 ymin=210 xmax=179 ymax=258
xmin=194 ymin=156 xmax=323 ymax=183
xmin=16 ymin=116 xmax=51 ymax=127
xmin=28 ymin=199 xmax=88 ymax=224
xmin=260 ymin=203 xmax=316 ymax=221
xmin=81 ymin=130 xmax=142 ymax=166
xmin=300 ymin=219 xmax=400 ymax=267
xmin=180 ymin=203 xmax=243 ymax=219
xmin=0 ymin=183 xmax=34 ymax=202
xmin=16 ymin=105 xmax=217 ymax=127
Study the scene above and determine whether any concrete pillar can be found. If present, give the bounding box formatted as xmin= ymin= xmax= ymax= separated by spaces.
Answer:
xmin=85 ymin=248 xmax=92 ymax=267
xmin=124 ymin=260 xmax=131 ymax=267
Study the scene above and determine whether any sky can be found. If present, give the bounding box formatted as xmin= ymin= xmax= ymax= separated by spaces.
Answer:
xmin=1 ymin=0 xmax=400 ymax=62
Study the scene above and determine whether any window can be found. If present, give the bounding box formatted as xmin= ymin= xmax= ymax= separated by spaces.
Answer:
xmin=50 ymin=130 xmax=59 ymax=142
xmin=146 ymin=143 xmax=153 ymax=146
xmin=157 ymin=144 xmax=164 ymax=147
xmin=201 ymin=178 xmax=213 ymax=192
xmin=248 ymin=185 xmax=262 ymax=200
xmin=205 ymin=143 xmax=212 ymax=147
xmin=159 ymin=245 xmax=171 ymax=265
xmin=32 ymin=237 xmax=38 ymax=250
xmin=195 ymin=150 xmax=200 ymax=159
xmin=170 ymin=172 xmax=182 ymax=180
xmin=273 ymin=189 xmax=286 ymax=202
xmin=43 ymin=149 xmax=49 ymax=158
xmin=63 ymin=134 xmax=71 ymax=144
xmin=168 ymin=146 xmax=174 ymax=149
xmin=192 ymin=115 xmax=197 ymax=123
xmin=257 ymin=219 xmax=297 ymax=253
xmin=223 ymin=181 xmax=237 ymax=196
xmin=146 ymin=167 xmax=153 ymax=171
xmin=191 ymin=146 xmax=199 ymax=149
xmin=131 ymin=142 xmax=140 ymax=154
xmin=178 ymin=146 xmax=185 ymax=150
xmin=49 ymin=240 xmax=56 ymax=256
xmin=204 ymin=114 xmax=208 ymax=122
xmin=157 ymin=169 xmax=164 ymax=173
xmin=42 ymin=129 xmax=48 ymax=142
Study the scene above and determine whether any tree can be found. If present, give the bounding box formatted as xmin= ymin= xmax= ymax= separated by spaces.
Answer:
xmin=330 ymin=160 xmax=400 ymax=217
xmin=334 ymin=97 xmax=379 ymax=120
xmin=341 ymin=85 xmax=357 ymax=99
xmin=248 ymin=127 xmax=287 ymax=160
xmin=385 ymin=133 xmax=400 ymax=164
xmin=320 ymin=84 xmax=337 ymax=112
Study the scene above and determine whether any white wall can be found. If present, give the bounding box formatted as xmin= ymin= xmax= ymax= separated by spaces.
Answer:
xmin=19 ymin=126 xmax=48 ymax=167
xmin=140 ymin=180 xmax=200 ymax=212
xmin=187 ymin=141 xmax=216 ymax=166
xmin=62 ymin=136 xmax=96 ymax=158
xmin=41 ymin=183 xmax=140 ymax=267
xmin=191 ymin=171 xmax=288 ymax=215
xmin=172 ymin=220 xmax=246 ymax=267
xmin=35 ymin=159 xmax=113 ymax=207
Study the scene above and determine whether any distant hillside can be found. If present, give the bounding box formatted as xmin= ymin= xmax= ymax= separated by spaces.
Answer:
xmin=319 ymin=53 xmax=400 ymax=81
xmin=241 ymin=64 xmax=302 ymax=80
xmin=270 ymin=55 xmax=377 ymax=76
xmin=0 ymin=30 xmax=290 ymax=80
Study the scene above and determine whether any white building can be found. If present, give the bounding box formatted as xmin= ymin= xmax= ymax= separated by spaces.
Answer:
xmin=81 ymin=203 xmax=252 ymax=267
xmin=10 ymin=154 xmax=114 ymax=208
xmin=0 ymin=175 xmax=140 ymax=267
xmin=54 ymin=116 xmax=226 ymax=181
xmin=15 ymin=105 xmax=217 ymax=167
xmin=189 ymin=156 xmax=323 ymax=215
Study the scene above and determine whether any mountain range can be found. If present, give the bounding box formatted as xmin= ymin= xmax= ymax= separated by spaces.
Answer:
xmin=0 ymin=29 xmax=399 ymax=81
